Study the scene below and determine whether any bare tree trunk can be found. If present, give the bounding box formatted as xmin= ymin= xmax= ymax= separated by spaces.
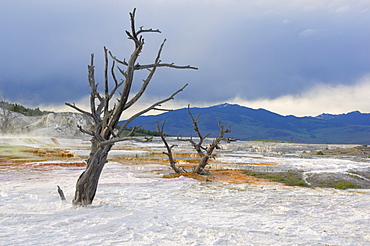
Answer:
xmin=193 ymin=124 xmax=229 ymax=174
xmin=72 ymin=141 xmax=112 ymax=206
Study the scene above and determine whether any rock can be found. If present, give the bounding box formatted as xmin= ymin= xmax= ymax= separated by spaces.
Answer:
xmin=305 ymin=145 xmax=370 ymax=158
xmin=305 ymin=170 xmax=370 ymax=189
xmin=9 ymin=112 xmax=94 ymax=137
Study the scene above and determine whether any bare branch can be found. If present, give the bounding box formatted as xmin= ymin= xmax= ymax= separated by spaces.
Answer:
xmin=100 ymin=136 xmax=152 ymax=147
xmin=152 ymin=108 xmax=173 ymax=112
xmin=124 ymin=39 xmax=197 ymax=112
xmin=118 ymin=41 xmax=144 ymax=105
xmin=86 ymin=54 xmax=103 ymax=124
xmin=185 ymin=105 xmax=211 ymax=157
xmin=57 ymin=185 xmax=66 ymax=201
xmin=177 ymin=134 xmax=191 ymax=142
xmin=117 ymin=66 xmax=127 ymax=78
xmin=109 ymin=61 xmax=124 ymax=99
xmin=126 ymin=30 xmax=138 ymax=44
xmin=130 ymin=8 xmax=137 ymax=37
xmin=111 ymin=60 xmax=118 ymax=88
xmin=103 ymin=47 xmax=110 ymax=128
xmin=77 ymin=125 xmax=93 ymax=135
xmin=156 ymin=121 xmax=185 ymax=173
xmin=109 ymin=51 xmax=128 ymax=66
xmin=135 ymin=63 xmax=198 ymax=70
xmin=65 ymin=103 xmax=92 ymax=118
xmin=88 ymin=54 xmax=95 ymax=89
xmin=223 ymin=137 xmax=239 ymax=143
xmin=128 ymin=9 xmax=161 ymax=44
xmin=104 ymin=47 xmax=109 ymax=98
xmin=126 ymin=125 xmax=141 ymax=137
xmin=120 ymin=83 xmax=188 ymax=130
xmin=137 ymin=27 xmax=161 ymax=36
xmin=128 ymin=9 xmax=141 ymax=48
xmin=123 ymin=39 xmax=166 ymax=111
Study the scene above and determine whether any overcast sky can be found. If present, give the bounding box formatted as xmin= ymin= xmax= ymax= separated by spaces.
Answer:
xmin=1 ymin=0 xmax=370 ymax=116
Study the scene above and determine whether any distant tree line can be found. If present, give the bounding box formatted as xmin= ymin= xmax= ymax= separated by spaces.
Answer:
xmin=118 ymin=126 xmax=172 ymax=137
xmin=0 ymin=101 xmax=52 ymax=116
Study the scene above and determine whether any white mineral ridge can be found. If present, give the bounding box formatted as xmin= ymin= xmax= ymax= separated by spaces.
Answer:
xmin=1 ymin=138 xmax=370 ymax=245
xmin=7 ymin=112 xmax=94 ymax=137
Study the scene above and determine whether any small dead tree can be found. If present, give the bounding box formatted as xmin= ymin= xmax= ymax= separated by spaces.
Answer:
xmin=64 ymin=9 xmax=197 ymax=206
xmin=159 ymin=105 xmax=237 ymax=175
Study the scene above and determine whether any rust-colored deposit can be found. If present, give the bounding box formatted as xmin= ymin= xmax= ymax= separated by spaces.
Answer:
xmin=162 ymin=169 xmax=275 ymax=185
xmin=24 ymin=148 xmax=76 ymax=158
xmin=233 ymin=162 xmax=279 ymax=165
xmin=0 ymin=161 xmax=86 ymax=171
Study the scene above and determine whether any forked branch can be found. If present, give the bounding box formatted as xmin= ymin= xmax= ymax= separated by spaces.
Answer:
xmin=177 ymin=104 xmax=210 ymax=157
xmin=156 ymin=120 xmax=186 ymax=173
xmin=65 ymin=103 xmax=92 ymax=118
xmin=118 ymin=83 xmax=188 ymax=133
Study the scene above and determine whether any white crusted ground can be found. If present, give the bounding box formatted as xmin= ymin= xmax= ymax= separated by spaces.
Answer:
xmin=1 ymin=137 xmax=370 ymax=245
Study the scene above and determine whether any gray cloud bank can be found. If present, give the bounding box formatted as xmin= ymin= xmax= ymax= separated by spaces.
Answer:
xmin=1 ymin=0 xmax=369 ymax=116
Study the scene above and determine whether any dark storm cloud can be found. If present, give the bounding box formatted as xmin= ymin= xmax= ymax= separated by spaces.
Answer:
xmin=0 ymin=0 xmax=369 ymax=114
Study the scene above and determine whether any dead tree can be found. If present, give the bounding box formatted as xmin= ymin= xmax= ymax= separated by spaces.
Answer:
xmin=65 ymin=9 xmax=197 ymax=206
xmin=159 ymin=105 xmax=237 ymax=175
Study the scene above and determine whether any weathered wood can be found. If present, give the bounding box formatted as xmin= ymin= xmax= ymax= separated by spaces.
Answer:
xmin=65 ymin=8 xmax=197 ymax=206
xmin=156 ymin=121 xmax=186 ymax=174
xmin=176 ymin=105 xmax=237 ymax=175
xmin=194 ymin=121 xmax=233 ymax=174
xmin=57 ymin=185 xmax=66 ymax=201
xmin=159 ymin=105 xmax=237 ymax=175
xmin=177 ymin=105 xmax=210 ymax=158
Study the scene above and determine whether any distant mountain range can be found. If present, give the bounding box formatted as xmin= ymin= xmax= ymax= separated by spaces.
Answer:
xmin=315 ymin=110 xmax=370 ymax=125
xmin=122 ymin=103 xmax=370 ymax=144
